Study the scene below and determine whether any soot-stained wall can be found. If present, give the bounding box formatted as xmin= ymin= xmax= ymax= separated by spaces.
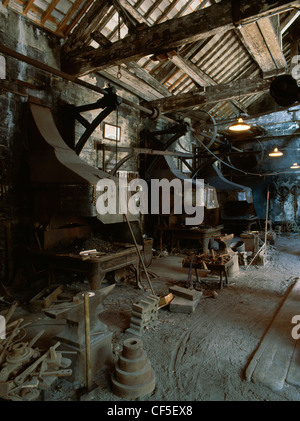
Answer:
xmin=227 ymin=107 xmax=300 ymax=229
xmin=0 ymin=4 xmax=141 ymax=284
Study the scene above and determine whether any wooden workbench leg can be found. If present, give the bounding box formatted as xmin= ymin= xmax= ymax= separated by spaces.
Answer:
xmin=134 ymin=262 xmax=143 ymax=290
xmin=225 ymin=269 xmax=229 ymax=287
xmin=88 ymin=268 xmax=105 ymax=290
xmin=160 ymin=230 xmax=163 ymax=253
xmin=220 ymin=271 xmax=223 ymax=289
xmin=195 ymin=268 xmax=199 ymax=285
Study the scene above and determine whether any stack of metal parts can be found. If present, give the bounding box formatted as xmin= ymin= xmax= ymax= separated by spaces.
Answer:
xmin=126 ymin=295 xmax=159 ymax=336
xmin=0 ymin=303 xmax=72 ymax=401
xmin=111 ymin=338 xmax=155 ymax=399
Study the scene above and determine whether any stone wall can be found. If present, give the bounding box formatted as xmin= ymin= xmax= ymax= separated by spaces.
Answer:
xmin=0 ymin=4 xmax=141 ymax=283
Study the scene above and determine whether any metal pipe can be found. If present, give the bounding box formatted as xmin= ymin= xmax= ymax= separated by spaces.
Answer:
xmin=264 ymin=189 xmax=270 ymax=255
xmin=84 ymin=292 xmax=92 ymax=390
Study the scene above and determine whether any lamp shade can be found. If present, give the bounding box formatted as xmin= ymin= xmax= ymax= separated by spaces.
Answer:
xmin=229 ymin=117 xmax=251 ymax=132
xmin=291 ymin=162 xmax=300 ymax=169
xmin=269 ymin=147 xmax=283 ymax=157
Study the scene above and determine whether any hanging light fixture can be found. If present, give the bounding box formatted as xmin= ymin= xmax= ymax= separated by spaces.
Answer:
xmin=229 ymin=117 xmax=251 ymax=131
xmin=290 ymin=162 xmax=300 ymax=169
xmin=228 ymin=42 xmax=251 ymax=132
xmin=269 ymin=147 xmax=283 ymax=157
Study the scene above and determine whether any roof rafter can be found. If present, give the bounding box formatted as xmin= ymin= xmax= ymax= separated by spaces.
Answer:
xmin=237 ymin=16 xmax=288 ymax=77
xmin=143 ymin=77 xmax=271 ymax=114
xmin=63 ymin=0 xmax=112 ymax=54
xmin=168 ymin=52 xmax=249 ymax=114
xmin=61 ymin=0 xmax=299 ymax=76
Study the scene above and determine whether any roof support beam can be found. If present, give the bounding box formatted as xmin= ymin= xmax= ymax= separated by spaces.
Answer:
xmin=280 ymin=9 xmax=300 ymax=33
xmin=144 ymin=77 xmax=271 ymax=113
xmin=167 ymin=52 xmax=249 ymax=114
xmin=61 ymin=0 xmax=299 ymax=75
xmin=237 ymin=17 xmax=288 ymax=77
xmin=63 ymin=0 xmax=112 ymax=55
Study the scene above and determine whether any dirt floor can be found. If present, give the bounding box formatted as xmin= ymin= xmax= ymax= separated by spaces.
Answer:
xmin=1 ymin=234 xmax=300 ymax=402
xmin=45 ymin=233 xmax=300 ymax=402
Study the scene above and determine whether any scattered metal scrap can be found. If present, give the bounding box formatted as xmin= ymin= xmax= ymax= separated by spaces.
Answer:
xmin=0 ymin=302 xmax=72 ymax=401
xmin=182 ymin=251 xmax=232 ymax=268
xmin=29 ymin=284 xmax=64 ymax=312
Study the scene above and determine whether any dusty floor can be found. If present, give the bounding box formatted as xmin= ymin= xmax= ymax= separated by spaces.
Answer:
xmin=1 ymin=234 xmax=300 ymax=402
xmin=46 ymin=234 xmax=300 ymax=402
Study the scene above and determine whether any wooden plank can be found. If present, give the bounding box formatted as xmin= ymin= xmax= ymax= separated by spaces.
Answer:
xmin=238 ymin=17 xmax=287 ymax=76
xmin=238 ymin=22 xmax=275 ymax=73
xmin=257 ymin=17 xmax=287 ymax=70
xmin=118 ymin=0 xmax=149 ymax=26
xmin=61 ymin=0 xmax=298 ymax=75
xmin=280 ymin=9 xmax=300 ymax=34
xmin=63 ymin=0 xmax=111 ymax=54
xmin=144 ymin=77 xmax=270 ymax=113
xmin=110 ymin=0 xmax=142 ymax=33
xmin=168 ymin=52 xmax=248 ymax=114
xmin=245 ymin=278 xmax=300 ymax=391
xmin=168 ymin=53 xmax=212 ymax=87
xmin=99 ymin=66 xmax=168 ymax=101
xmin=125 ymin=61 xmax=172 ymax=97
xmin=56 ymin=0 xmax=85 ymax=34
xmin=23 ymin=0 xmax=35 ymax=15
xmin=41 ymin=0 xmax=60 ymax=25
xmin=63 ymin=0 xmax=93 ymax=37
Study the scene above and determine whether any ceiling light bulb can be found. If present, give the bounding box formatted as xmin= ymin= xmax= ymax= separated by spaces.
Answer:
xmin=269 ymin=147 xmax=283 ymax=157
xmin=229 ymin=117 xmax=251 ymax=132
xmin=291 ymin=162 xmax=300 ymax=169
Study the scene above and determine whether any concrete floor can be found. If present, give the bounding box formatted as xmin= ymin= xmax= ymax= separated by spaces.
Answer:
xmin=1 ymin=235 xmax=300 ymax=402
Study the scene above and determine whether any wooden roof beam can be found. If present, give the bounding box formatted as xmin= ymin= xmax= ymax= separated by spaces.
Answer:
xmin=280 ymin=9 xmax=300 ymax=33
xmin=237 ymin=16 xmax=288 ymax=78
xmin=62 ymin=0 xmax=111 ymax=54
xmin=110 ymin=0 xmax=147 ymax=33
xmin=41 ymin=0 xmax=59 ymax=25
xmin=56 ymin=0 xmax=85 ymax=35
xmin=168 ymin=52 xmax=249 ymax=114
xmin=23 ymin=0 xmax=35 ymax=15
xmin=99 ymin=66 xmax=169 ymax=101
xmin=143 ymin=77 xmax=271 ymax=114
xmin=61 ymin=0 xmax=299 ymax=76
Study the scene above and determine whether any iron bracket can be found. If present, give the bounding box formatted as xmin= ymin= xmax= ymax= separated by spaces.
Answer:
xmin=72 ymin=85 xmax=122 ymax=155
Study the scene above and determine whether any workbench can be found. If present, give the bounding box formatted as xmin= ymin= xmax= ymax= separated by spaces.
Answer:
xmin=206 ymin=259 xmax=234 ymax=289
xmin=155 ymin=225 xmax=224 ymax=253
xmin=28 ymin=245 xmax=144 ymax=290
xmin=183 ymin=254 xmax=234 ymax=289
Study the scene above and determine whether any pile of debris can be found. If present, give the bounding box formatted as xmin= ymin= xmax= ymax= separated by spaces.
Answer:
xmin=0 ymin=302 xmax=72 ymax=401
xmin=182 ymin=251 xmax=232 ymax=269
xmin=51 ymin=235 xmax=127 ymax=255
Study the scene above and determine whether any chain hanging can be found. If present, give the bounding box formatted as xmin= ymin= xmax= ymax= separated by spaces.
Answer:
xmin=117 ymin=12 xmax=122 ymax=79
